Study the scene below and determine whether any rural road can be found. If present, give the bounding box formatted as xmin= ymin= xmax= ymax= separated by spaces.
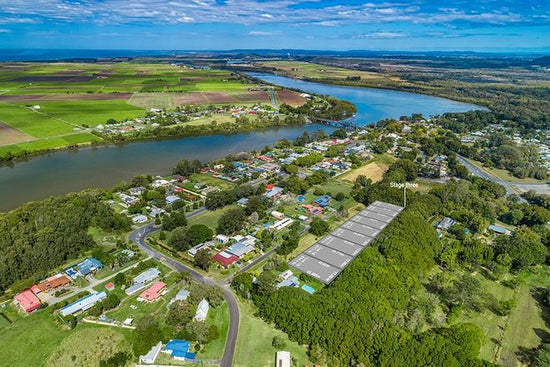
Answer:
xmin=130 ymin=221 xmax=239 ymax=367
xmin=457 ymin=155 xmax=549 ymax=196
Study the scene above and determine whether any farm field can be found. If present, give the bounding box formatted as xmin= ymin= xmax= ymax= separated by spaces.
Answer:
xmin=0 ymin=62 xmax=299 ymax=159
xmin=257 ymin=60 xmax=400 ymax=82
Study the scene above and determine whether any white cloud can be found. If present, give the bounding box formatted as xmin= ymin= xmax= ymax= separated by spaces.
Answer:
xmin=0 ymin=0 xmax=542 ymax=28
xmin=249 ymin=31 xmax=280 ymax=36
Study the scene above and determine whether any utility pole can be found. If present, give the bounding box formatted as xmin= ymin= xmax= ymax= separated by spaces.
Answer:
xmin=403 ymin=183 xmax=406 ymax=207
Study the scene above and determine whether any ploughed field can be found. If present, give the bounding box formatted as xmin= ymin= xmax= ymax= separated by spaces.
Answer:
xmin=0 ymin=62 xmax=304 ymax=157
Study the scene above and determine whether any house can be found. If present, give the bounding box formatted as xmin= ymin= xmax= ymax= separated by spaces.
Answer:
xmin=313 ymin=195 xmax=331 ymax=208
xmin=226 ymin=242 xmax=254 ymax=258
xmin=276 ymin=351 xmax=291 ymax=367
xmin=60 ymin=292 xmax=107 ymax=316
xmin=215 ymin=234 xmax=230 ymax=245
xmin=488 ymin=224 xmax=511 ymax=235
xmin=194 ymin=299 xmax=209 ymax=321
xmin=164 ymin=339 xmax=196 ymax=360
xmin=172 ymin=174 xmax=185 ymax=182
xmin=140 ymin=341 xmax=162 ymax=364
xmin=265 ymin=186 xmax=284 ymax=199
xmin=171 ymin=288 xmax=190 ymax=304
xmin=188 ymin=241 xmax=214 ymax=257
xmin=14 ymin=290 xmax=41 ymax=313
xmin=119 ymin=193 xmax=139 ymax=206
xmin=302 ymin=204 xmax=322 ymax=215
xmin=150 ymin=207 xmax=165 ymax=217
xmin=237 ymin=197 xmax=249 ymax=206
xmin=77 ymin=257 xmax=103 ymax=276
xmin=213 ymin=251 xmax=239 ymax=268
xmin=105 ymin=282 xmax=115 ymax=291
xmin=166 ymin=195 xmax=181 ymax=205
xmin=129 ymin=186 xmax=146 ymax=196
xmin=132 ymin=214 xmax=148 ymax=224
xmin=123 ymin=317 xmax=133 ymax=326
xmin=139 ymin=281 xmax=166 ymax=302
xmin=133 ymin=268 xmax=161 ymax=284
xmin=36 ymin=275 xmax=70 ymax=293
xmin=279 ymin=270 xmax=293 ymax=281
xmin=276 ymin=276 xmax=300 ymax=289
xmin=437 ymin=217 xmax=455 ymax=231
xmin=232 ymin=235 xmax=257 ymax=247
xmin=271 ymin=210 xmax=285 ymax=220
xmin=270 ymin=217 xmax=294 ymax=232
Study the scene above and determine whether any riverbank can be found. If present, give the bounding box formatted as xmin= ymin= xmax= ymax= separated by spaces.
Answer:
xmin=0 ymin=73 xmax=482 ymax=211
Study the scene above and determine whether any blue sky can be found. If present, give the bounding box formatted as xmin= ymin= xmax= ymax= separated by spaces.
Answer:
xmin=0 ymin=0 xmax=548 ymax=51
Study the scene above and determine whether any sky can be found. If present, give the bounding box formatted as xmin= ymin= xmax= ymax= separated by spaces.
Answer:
xmin=0 ymin=0 xmax=548 ymax=52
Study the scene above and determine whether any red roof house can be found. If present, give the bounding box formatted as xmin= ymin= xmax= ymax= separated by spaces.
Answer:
xmin=36 ymin=275 xmax=70 ymax=293
xmin=15 ymin=290 xmax=41 ymax=313
xmin=213 ymin=251 xmax=239 ymax=268
xmin=105 ymin=282 xmax=115 ymax=291
xmin=266 ymin=184 xmax=275 ymax=190
xmin=139 ymin=281 xmax=166 ymax=302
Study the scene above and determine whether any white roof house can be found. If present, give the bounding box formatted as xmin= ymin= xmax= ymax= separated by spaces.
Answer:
xmin=276 ymin=351 xmax=291 ymax=367
xmin=194 ymin=298 xmax=209 ymax=321
xmin=139 ymin=341 xmax=162 ymax=364
xmin=166 ymin=195 xmax=181 ymax=205
xmin=133 ymin=268 xmax=161 ymax=284
xmin=132 ymin=214 xmax=148 ymax=224
xmin=60 ymin=291 xmax=107 ymax=316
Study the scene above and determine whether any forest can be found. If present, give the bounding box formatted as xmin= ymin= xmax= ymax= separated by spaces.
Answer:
xmin=0 ymin=190 xmax=130 ymax=293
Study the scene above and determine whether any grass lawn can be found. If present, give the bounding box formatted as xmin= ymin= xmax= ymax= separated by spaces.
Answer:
xmin=188 ymin=205 xmax=239 ymax=231
xmin=0 ymin=307 xmax=71 ymax=366
xmin=234 ymin=299 xmax=312 ymax=367
xmin=128 ymin=92 xmax=175 ymax=109
xmin=45 ymin=325 xmax=133 ymax=367
xmin=189 ymin=172 xmax=235 ymax=190
xmin=455 ymin=267 xmax=550 ymax=366
xmin=198 ymin=302 xmax=230 ymax=360
xmin=498 ymin=267 xmax=550 ymax=366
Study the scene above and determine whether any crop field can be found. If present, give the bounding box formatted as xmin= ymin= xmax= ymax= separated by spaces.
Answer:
xmin=258 ymin=60 xmax=400 ymax=82
xmin=0 ymin=121 xmax=31 ymax=145
xmin=0 ymin=62 xmax=298 ymax=158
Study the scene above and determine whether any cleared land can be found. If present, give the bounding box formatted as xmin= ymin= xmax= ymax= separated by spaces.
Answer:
xmin=0 ymin=121 xmax=32 ymax=145
xmin=45 ymin=326 xmax=132 ymax=367
xmin=276 ymin=90 xmax=306 ymax=106
xmin=234 ymin=299 xmax=312 ymax=367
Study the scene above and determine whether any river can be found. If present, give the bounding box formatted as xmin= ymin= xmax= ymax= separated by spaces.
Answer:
xmin=0 ymin=73 xmax=482 ymax=211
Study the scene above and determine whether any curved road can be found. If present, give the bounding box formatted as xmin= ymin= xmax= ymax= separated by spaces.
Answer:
xmin=457 ymin=155 xmax=549 ymax=196
xmin=130 ymin=222 xmax=239 ymax=367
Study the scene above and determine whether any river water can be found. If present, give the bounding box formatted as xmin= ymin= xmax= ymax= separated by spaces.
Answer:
xmin=0 ymin=73 xmax=482 ymax=211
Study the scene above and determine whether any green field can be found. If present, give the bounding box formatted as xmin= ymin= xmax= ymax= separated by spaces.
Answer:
xmin=0 ymin=62 xmax=278 ymax=159
xmin=455 ymin=267 xmax=550 ymax=365
xmin=0 ymin=103 xmax=76 ymax=137
xmin=188 ymin=205 xmax=239 ymax=231
xmin=0 ymin=304 xmax=133 ymax=367
xmin=198 ymin=302 xmax=230 ymax=360
xmin=234 ymin=299 xmax=312 ymax=367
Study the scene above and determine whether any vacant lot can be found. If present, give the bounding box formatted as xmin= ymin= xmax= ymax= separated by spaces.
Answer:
xmin=234 ymin=299 xmax=312 ymax=367
xmin=46 ymin=326 xmax=132 ymax=367
xmin=0 ymin=121 xmax=32 ymax=146
xmin=340 ymin=161 xmax=389 ymax=183
xmin=277 ymin=90 xmax=306 ymax=106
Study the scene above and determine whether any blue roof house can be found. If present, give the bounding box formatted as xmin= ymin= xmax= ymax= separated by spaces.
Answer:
xmin=313 ymin=195 xmax=331 ymax=208
xmin=77 ymin=257 xmax=103 ymax=276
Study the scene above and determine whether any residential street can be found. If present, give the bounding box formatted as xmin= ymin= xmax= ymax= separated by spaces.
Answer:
xmin=129 ymin=221 xmax=239 ymax=367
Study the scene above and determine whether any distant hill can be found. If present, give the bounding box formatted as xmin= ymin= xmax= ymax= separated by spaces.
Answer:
xmin=532 ymin=56 xmax=550 ymax=66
